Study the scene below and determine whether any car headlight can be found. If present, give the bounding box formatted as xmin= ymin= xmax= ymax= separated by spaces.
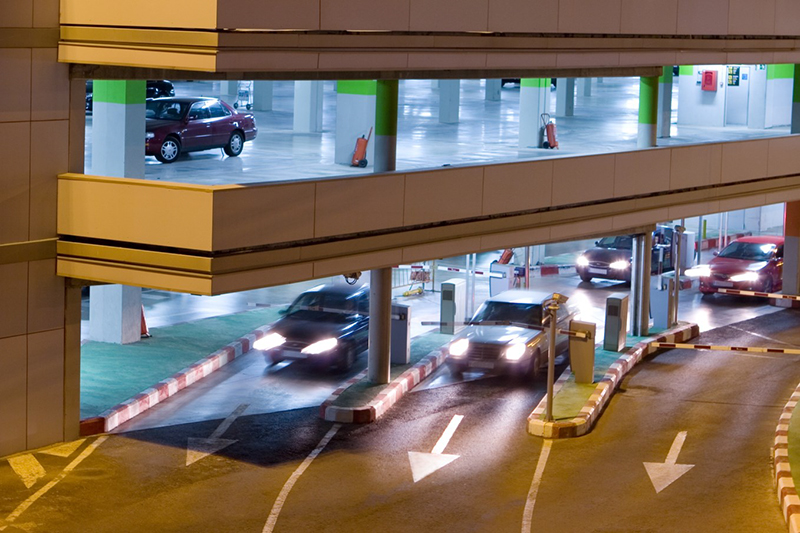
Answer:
xmin=686 ymin=265 xmax=711 ymax=278
xmin=254 ymin=332 xmax=285 ymax=351
xmin=730 ymin=271 xmax=760 ymax=282
xmin=576 ymin=255 xmax=589 ymax=267
xmin=146 ymin=132 xmax=155 ymax=139
xmin=609 ymin=260 xmax=629 ymax=270
xmin=448 ymin=338 xmax=469 ymax=357
xmin=302 ymin=338 xmax=338 ymax=354
xmin=505 ymin=343 xmax=527 ymax=361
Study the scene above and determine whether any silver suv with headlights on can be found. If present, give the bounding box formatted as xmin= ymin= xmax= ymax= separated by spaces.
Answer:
xmin=444 ymin=290 xmax=577 ymax=378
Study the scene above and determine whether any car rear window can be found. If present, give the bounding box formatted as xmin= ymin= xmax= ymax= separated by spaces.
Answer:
xmin=146 ymin=100 xmax=190 ymax=120
xmin=470 ymin=301 xmax=543 ymax=326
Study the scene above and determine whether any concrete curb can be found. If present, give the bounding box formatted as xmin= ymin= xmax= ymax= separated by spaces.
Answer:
xmin=80 ymin=325 xmax=272 ymax=435
xmin=774 ymin=383 xmax=800 ymax=533
xmin=320 ymin=349 xmax=447 ymax=423
xmin=527 ymin=322 xmax=700 ymax=439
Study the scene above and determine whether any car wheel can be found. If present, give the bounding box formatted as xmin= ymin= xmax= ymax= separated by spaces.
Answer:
xmin=224 ymin=131 xmax=244 ymax=157
xmin=763 ymin=276 xmax=774 ymax=294
xmin=156 ymin=136 xmax=181 ymax=163
xmin=531 ymin=350 xmax=542 ymax=377
xmin=579 ymin=273 xmax=593 ymax=283
xmin=337 ymin=345 xmax=356 ymax=371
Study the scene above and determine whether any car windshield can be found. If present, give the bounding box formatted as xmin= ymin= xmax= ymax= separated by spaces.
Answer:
xmin=718 ymin=242 xmax=776 ymax=261
xmin=470 ymin=301 xmax=543 ymax=326
xmin=146 ymin=100 xmax=190 ymax=120
xmin=286 ymin=291 xmax=359 ymax=316
xmin=596 ymin=236 xmax=632 ymax=249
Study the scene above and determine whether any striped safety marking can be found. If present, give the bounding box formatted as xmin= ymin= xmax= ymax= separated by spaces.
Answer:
xmin=714 ymin=288 xmax=800 ymax=302
xmin=650 ymin=341 xmax=800 ymax=356
xmin=420 ymin=320 xmax=591 ymax=339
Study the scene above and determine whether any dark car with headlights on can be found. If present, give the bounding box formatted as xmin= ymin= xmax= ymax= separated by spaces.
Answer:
xmin=254 ymin=283 xmax=369 ymax=371
xmin=696 ymin=236 xmax=784 ymax=295
xmin=145 ymin=97 xmax=257 ymax=163
xmin=575 ymin=226 xmax=675 ymax=283
xmin=445 ymin=290 xmax=577 ymax=378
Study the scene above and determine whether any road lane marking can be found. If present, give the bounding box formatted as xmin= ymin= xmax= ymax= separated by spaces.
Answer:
xmin=408 ymin=414 xmax=464 ymax=483
xmin=262 ymin=424 xmax=341 ymax=533
xmin=8 ymin=455 xmax=46 ymax=489
xmin=521 ymin=440 xmax=552 ymax=533
xmin=0 ymin=436 xmax=108 ymax=531
xmin=728 ymin=326 xmax=796 ymax=348
xmin=643 ymin=431 xmax=694 ymax=494
xmin=431 ymin=415 xmax=463 ymax=454
xmin=186 ymin=403 xmax=248 ymax=466
xmin=40 ymin=439 xmax=85 ymax=458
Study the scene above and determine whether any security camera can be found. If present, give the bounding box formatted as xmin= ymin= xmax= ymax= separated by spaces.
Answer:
xmin=549 ymin=292 xmax=569 ymax=305
xmin=674 ymin=225 xmax=686 ymax=233
xmin=343 ymin=272 xmax=362 ymax=285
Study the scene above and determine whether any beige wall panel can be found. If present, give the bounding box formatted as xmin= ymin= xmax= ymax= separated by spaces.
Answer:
xmin=620 ymin=0 xmax=677 ymax=34
xmin=0 ymin=49 xmax=31 ymax=123
xmin=219 ymin=51 xmax=319 ymax=72
xmin=708 ymin=144 xmax=723 ymax=185
xmin=612 ymin=208 xmax=670 ymax=231
xmin=0 ymin=121 xmax=31 ymax=245
xmin=618 ymin=51 xmax=677 ymax=68
xmin=315 ymin=175 xmax=404 ymax=238
xmin=57 ymin=259 xmax=212 ymax=295
xmin=718 ymin=195 xmax=767 ymax=213
xmin=63 ymin=284 xmax=80 ymax=441
xmin=213 ymin=262 xmax=315 ymax=294
xmin=728 ymin=0 xmax=775 ymax=35
xmin=58 ymin=179 xmax=214 ymax=251
xmin=675 ymin=51 xmax=728 ymax=65
xmin=59 ymin=45 xmax=216 ymax=73
xmin=319 ymin=53 xmax=408 ymax=71
xmin=30 ymin=120 xmax=68 ymax=240
xmin=668 ymin=201 xmax=720 ymax=220
xmin=409 ymin=0 xmax=488 ymax=31
xmin=402 ymin=236 xmax=482 ymax=265
xmin=766 ymin=189 xmax=800 ymax=205
xmin=31 ymin=49 xmax=69 ymax=122
xmin=550 ymin=217 xmax=613 ymax=242
xmin=27 ymin=259 xmax=63 ymax=334
xmin=677 ymin=0 xmax=729 ymax=35
xmin=34 ymin=0 xmax=58 ymax=27
xmin=487 ymin=0 xmax=558 ymax=33
xmin=218 ymin=0 xmax=320 ymax=30
xmin=552 ymin=155 xmax=615 ymax=207
xmin=485 ymin=53 xmax=558 ymax=70
xmin=0 ymin=263 xmax=28 ymax=340
xmin=407 ymin=53 xmax=487 ymax=70
xmin=775 ymin=0 xmax=800 ymax=35
xmin=556 ymin=52 xmax=619 ymax=69
xmin=404 ymin=167 xmax=484 ymax=226
xmin=773 ymin=51 xmax=800 ymax=64
xmin=313 ymin=249 xmax=403 ymax=278
xmin=479 ymin=226 xmax=551 ymax=251
xmin=766 ymin=137 xmax=800 ymax=178
xmin=614 ymin=150 xmax=671 ymax=198
xmin=0 ymin=1 xmax=33 ymax=28
xmin=670 ymin=145 xmax=718 ymax=190
xmin=26 ymin=328 xmax=64 ymax=449
xmin=720 ymin=140 xmax=769 ymax=184
xmin=558 ymin=0 xmax=622 ymax=33
xmin=60 ymin=0 xmax=218 ymax=29
xmin=0 ymin=335 xmax=27 ymax=457
xmin=212 ymin=183 xmax=315 ymax=250
xmin=483 ymin=161 xmax=553 ymax=216
xmin=68 ymin=79 xmax=86 ymax=174
xmin=726 ymin=52 xmax=774 ymax=65
xmin=321 ymin=0 xmax=409 ymax=30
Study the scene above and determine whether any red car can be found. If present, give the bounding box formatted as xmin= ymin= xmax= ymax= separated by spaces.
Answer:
xmin=145 ymin=97 xmax=257 ymax=163
xmin=698 ymin=236 xmax=784 ymax=294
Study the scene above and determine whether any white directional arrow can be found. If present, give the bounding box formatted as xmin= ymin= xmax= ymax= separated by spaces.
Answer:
xmin=8 ymin=454 xmax=46 ymax=489
xmin=643 ymin=431 xmax=695 ymax=494
xmin=186 ymin=404 xmax=248 ymax=466
xmin=408 ymin=414 xmax=463 ymax=483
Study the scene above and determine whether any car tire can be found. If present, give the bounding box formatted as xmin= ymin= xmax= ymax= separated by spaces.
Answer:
xmin=531 ymin=350 xmax=542 ymax=377
xmin=448 ymin=363 xmax=464 ymax=378
xmin=763 ymin=276 xmax=774 ymax=294
xmin=156 ymin=136 xmax=181 ymax=163
xmin=224 ymin=131 xmax=245 ymax=157
xmin=337 ymin=345 xmax=356 ymax=371
xmin=579 ymin=273 xmax=593 ymax=283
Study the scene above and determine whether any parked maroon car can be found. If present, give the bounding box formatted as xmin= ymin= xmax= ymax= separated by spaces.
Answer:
xmin=145 ymin=97 xmax=257 ymax=163
xmin=697 ymin=235 xmax=784 ymax=294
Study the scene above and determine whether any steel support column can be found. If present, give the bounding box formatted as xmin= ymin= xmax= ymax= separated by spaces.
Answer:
xmin=368 ymin=267 xmax=392 ymax=384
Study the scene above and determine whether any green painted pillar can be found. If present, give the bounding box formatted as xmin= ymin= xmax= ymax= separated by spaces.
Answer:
xmin=375 ymin=80 xmax=398 ymax=173
xmin=638 ymin=76 xmax=658 ymax=148
xmin=792 ymin=65 xmax=800 ymax=134
xmin=657 ymin=67 xmax=674 ymax=138
xmin=335 ymin=80 xmax=377 ymax=165
xmin=519 ymin=78 xmax=549 ymax=149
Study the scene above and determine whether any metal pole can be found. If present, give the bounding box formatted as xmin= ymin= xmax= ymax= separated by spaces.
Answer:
xmin=640 ymin=230 xmax=652 ymax=336
xmin=672 ymin=225 xmax=684 ymax=326
xmin=368 ymin=267 xmax=392 ymax=384
xmin=470 ymin=253 xmax=477 ymax=317
xmin=525 ymin=246 xmax=531 ymax=289
xmin=630 ymin=235 xmax=641 ymax=336
xmin=545 ymin=301 xmax=558 ymax=422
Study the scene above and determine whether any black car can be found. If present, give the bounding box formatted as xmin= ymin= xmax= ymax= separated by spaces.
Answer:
xmin=254 ymin=283 xmax=369 ymax=371
xmin=85 ymin=80 xmax=176 ymax=113
xmin=575 ymin=226 xmax=674 ymax=283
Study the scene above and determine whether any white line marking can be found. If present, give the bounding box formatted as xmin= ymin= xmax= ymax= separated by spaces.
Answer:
xmin=262 ymin=424 xmax=341 ymax=533
xmin=0 ymin=436 xmax=108 ymax=531
xmin=210 ymin=403 xmax=249 ymax=439
xmin=8 ymin=455 xmax=46 ymax=489
xmin=665 ymin=431 xmax=687 ymax=464
xmin=728 ymin=326 xmax=795 ymax=347
xmin=521 ymin=440 xmax=552 ymax=533
xmin=431 ymin=415 xmax=463 ymax=455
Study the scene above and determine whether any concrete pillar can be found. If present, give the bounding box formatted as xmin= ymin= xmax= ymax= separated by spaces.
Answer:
xmin=90 ymin=80 xmax=145 ymax=344
xmin=783 ymin=202 xmax=800 ymax=296
xmin=253 ymin=80 xmax=273 ymax=111
xmin=555 ymin=78 xmax=575 ymax=117
xmin=222 ymin=80 xmax=238 ymax=102
xmin=293 ymin=80 xmax=323 ymax=133
xmin=374 ymin=80 xmax=398 ymax=173
xmin=519 ymin=78 xmax=549 ymax=149
xmin=792 ymin=65 xmax=800 ymax=134
xmin=368 ymin=268 xmax=392 ymax=384
xmin=485 ymin=79 xmax=502 ymax=101
xmin=657 ymin=67 xmax=673 ymax=138
xmin=638 ymin=76 xmax=658 ymax=148
xmin=431 ymin=79 xmax=439 ymax=89
xmin=439 ymin=79 xmax=460 ymax=124
xmin=335 ymin=80 xmax=376 ymax=165
xmin=578 ymin=78 xmax=592 ymax=97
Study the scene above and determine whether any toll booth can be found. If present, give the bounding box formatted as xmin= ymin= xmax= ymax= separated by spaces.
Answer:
xmin=391 ymin=304 xmax=411 ymax=364
xmin=489 ymin=261 xmax=515 ymax=296
xmin=603 ymin=293 xmax=629 ymax=352
xmin=679 ymin=231 xmax=696 ymax=271
xmin=569 ymin=320 xmax=596 ymax=384
xmin=650 ymin=278 xmax=675 ymax=329
xmin=440 ymin=279 xmax=466 ymax=334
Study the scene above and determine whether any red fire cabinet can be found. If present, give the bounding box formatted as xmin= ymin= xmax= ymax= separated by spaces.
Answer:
xmin=701 ymin=70 xmax=718 ymax=91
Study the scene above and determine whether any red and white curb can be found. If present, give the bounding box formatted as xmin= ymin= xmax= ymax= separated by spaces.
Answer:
xmin=80 ymin=325 xmax=272 ymax=435
xmin=774 ymin=383 xmax=800 ymax=533
xmin=527 ymin=322 xmax=700 ymax=439
xmin=320 ymin=350 xmax=447 ymax=424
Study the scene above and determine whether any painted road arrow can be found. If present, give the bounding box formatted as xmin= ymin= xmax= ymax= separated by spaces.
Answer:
xmin=408 ymin=414 xmax=463 ymax=483
xmin=8 ymin=455 xmax=46 ymax=489
xmin=643 ymin=431 xmax=695 ymax=494
xmin=186 ymin=403 xmax=248 ymax=466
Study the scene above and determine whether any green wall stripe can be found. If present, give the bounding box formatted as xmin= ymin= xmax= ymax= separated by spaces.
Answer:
xmin=93 ymin=80 xmax=145 ymax=105
xmin=659 ymin=66 xmax=674 ymax=84
xmin=793 ymin=65 xmax=800 ymax=104
xmin=521 ymin=78 xmax=548 ymax=88
xmin=375 ymin=80 xmax=398 ymax=136
xmin=678 ymin=65 xmax=693 ymax=76
xmin=337 ymin=80 xmax=377 ymax=96
xmin=638 ymin=76 xmax=658 ymax=125
xmin=768 ymin=64 xmax=794 ymax=80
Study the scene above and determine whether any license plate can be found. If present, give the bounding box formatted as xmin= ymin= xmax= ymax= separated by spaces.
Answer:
xmin=588 ymin=267 xmax=607 ymax=274
xmin=469 ymin=361 xmax=495 ymax=369
xmin=713 ymin=281 xmax=734 ymax=288
xmin=279 ymin=349 xmax=306 ymax=359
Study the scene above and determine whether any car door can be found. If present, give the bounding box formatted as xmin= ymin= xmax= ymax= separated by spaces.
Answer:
xmin=207 ymin=101 xmax=233 ymax=147
xmin=182 ymin=102 xmax=212 ymax=150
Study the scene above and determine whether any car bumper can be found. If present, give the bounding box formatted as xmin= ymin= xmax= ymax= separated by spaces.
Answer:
xmin=446 ymin=357 xmax=530 ymax=374
xmin=264 ymin=347 xmax=339 ymax=365
xmin=576 ymin=266 xmax=630 ymax=281
xmin=699 ymin=277 xmax=770 ymax=293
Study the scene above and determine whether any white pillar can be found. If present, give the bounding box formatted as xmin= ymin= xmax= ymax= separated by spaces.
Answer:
xmin=368 ymin=268 xmax=392 ymax=384
xmin=439 ymin=79 xmax=460 ymax=124
xmin=253 ymin=81 xmax=273 ymax=111
xmin=556 ymin=78 xmax=575 ymax=117
xmin=578 ymin=78 xmax=592 ymax=97
xmin=519 ymin=78 xmax=549 ymax=149
xmin=221 ymin=80 xmax=238 ymax=102
xmin=293 ymin=80 xmax=323 ymax=133
xmin=657 ymin=68 xmax=674 ymax=138
xmin=485 ymin=79 xmax=501 ymax=101
xmin=89 ymin=285 xmax=142 ymax=344
xmin=335 ymin=81 xmax=376 ymax=165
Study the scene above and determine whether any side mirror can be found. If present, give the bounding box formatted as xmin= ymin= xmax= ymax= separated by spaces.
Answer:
xmin=278 ymin=307 xmax=288 ymax=316
xmin=712 ymin=251 xmax=719 ymax=256
xmin=594 ymin=240 xmax=599 ymax=246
